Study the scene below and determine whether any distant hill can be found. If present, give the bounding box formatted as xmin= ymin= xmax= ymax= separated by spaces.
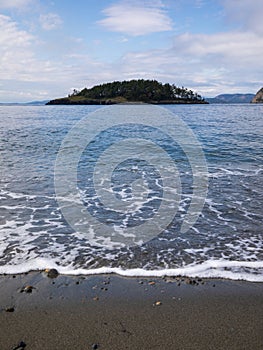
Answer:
xmin=206 ymin=94 xmax=255 ymax=104
xmin=251 ymin=88 xmax=263 ymax=103
xmin=46 ymin=80 xmax=208 ymax=105
xmin=0 ymin=100 xmax=49 ymax=106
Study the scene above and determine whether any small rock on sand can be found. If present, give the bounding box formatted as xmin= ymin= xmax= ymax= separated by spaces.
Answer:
xmin=154 ymin=301 xmax=162 ymax=306
xmin=45 ymin=268 xmax=59 ymax=278
xmin=20 ymin=285 xmax=34 ymax=293
xmin=12 ymin=341 xmax=26 ymax=350
xmin=5 ymin=307 xmax=15 ymax=312
xmin=148 ymin=281 xmax=156 ymax=285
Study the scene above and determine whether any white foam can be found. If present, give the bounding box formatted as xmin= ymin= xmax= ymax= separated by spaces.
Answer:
xmin=1 ymin=259 xmax=263 ymax=282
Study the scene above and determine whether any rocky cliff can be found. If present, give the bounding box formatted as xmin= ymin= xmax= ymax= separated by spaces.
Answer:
xmin=251 ymin=87 xmax=263 ymax=103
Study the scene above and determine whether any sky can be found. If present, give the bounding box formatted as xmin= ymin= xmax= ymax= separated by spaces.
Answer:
xmin=0 ymin=0 xmax=262 ymax=102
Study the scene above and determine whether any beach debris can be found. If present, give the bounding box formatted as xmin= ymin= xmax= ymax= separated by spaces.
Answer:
xmin=154 ymin=301 xmax=162 ymax=306
xmin=5 ymin=306 xmax=15 ymax=312
xmin=119 ymin=321 xmax=132 ymax=336
xmin=20 ymin=285 xmax=34 ymax=293
xmin=185 ymin=278 xmax=198 ymax=285
xmin=93 ymin=296 xmax=99 ymax=301
xmin=164 ymin=277 xmax=177 ymax=283
xmin=148 ymin=281 xmax=156 ymax=286
xmin=12 ymin=341 xmax=26 ymax=350
xmin=45 ymin=268 xmax=59 ymax=278
xmin=92 ymin=343 xmax=99 ymax=349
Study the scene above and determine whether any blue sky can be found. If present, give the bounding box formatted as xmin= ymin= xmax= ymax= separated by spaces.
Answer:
xmin=0 ymin=0 xmax=262 ymax=102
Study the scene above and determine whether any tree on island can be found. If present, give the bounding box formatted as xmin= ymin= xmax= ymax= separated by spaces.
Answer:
xmin=47 ymin=79 xmax=207 ymax=105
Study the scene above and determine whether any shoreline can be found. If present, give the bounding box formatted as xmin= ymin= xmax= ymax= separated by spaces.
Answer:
xmin=1 ymin=272 xmax=263 ymax=349
xmin=1 ymin=258 xmax=263 ymax=282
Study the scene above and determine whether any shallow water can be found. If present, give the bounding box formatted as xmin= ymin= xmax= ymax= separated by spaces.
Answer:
xmin=0 ymin=104 xmax=262 ymax=281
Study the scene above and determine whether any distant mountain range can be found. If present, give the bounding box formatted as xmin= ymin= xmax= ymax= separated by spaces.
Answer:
xmin=206 ymin=93 xmax=255 ymax=104
xmin=0 ymin=100 xmax=49 ymax=106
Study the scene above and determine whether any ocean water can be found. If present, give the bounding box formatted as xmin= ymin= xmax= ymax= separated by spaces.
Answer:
xmin=0 ymin=104 xmax=263 ymax=281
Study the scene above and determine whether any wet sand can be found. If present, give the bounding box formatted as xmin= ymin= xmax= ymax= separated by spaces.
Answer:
xmin=0 ymin=272 xmax=263 ymax=350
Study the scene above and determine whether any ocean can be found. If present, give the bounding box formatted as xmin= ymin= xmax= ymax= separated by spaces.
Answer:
xmin=0 ymin=104 xmax=262 ymax=281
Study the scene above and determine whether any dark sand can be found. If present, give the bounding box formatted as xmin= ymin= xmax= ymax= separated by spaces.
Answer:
xmin=0 ymin=272 xmax=263 ymax=350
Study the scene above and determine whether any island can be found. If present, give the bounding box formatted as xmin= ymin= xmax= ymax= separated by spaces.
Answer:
xmin=46 ymin=79 xmax=208 ymax=105
xmin=251 ymin=87 xmax=263 ymax=103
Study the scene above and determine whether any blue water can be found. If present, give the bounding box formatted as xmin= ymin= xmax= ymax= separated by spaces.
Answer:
xmin=0 ymin=104 xmax=263 ymax=281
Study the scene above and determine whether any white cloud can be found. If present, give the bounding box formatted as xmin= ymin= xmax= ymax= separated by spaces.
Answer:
xmin=98 ymin=1 xmax=173 ymax=36
xmin=0 ymin=14 xmax=110 ymax=101
xmin=115 ymin=30 xmax=263 ymax=96
xmin=0 ymin=14 xmax=35 ymax=80
xmin=39 ymin=13 xmax=63 ymax=31
xmin=174 ymin=31 xmax=263 ymax=65
xmin=0 ymin=0 xmax=32 ymax=9
xmin=222 ymin=0 xmax=263 ymax=35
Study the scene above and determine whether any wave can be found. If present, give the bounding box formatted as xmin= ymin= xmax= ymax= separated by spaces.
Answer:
xmin=1 ymin=258 xmax=263 ymax=282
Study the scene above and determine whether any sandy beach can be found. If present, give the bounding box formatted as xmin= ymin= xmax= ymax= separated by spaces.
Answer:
xmin=0 ymin=272 xmax=263 ymax=350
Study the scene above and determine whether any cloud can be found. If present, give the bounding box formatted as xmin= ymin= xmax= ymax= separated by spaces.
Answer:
xmin=0 ymin=14 xmax=110 ymax=101
xmin=98 ymin=1 xmax=173 ymax=36
xmin=222 ymin=0 xmax=263 ymax=35
xmin=39 ymin=13 xmax=63 ymax=31
xmin=174 ymin=31 xmax=263 ymax=64
xmin=0 ymin=14 xmax=35 ymax=80
xmin=115 ymin=30 xmax=263 ymax=95
xmin=0 ymin=0 xmax=32 ymax=9
xmin=0 ymin=15 xmax=62 ymax=83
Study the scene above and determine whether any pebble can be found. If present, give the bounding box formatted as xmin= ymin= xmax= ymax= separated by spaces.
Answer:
xmin=45 ymin=268 xmax=59 ymax=278
xmin=154 ymin=301 xmax=162 ymax=306
xmin=12 ymin=341 xmax=26 ymax=350
xmin=185 ymin=278 xmax=198 ymax=285
xmin=5 ymin=307 xmax=15 ymax=312
xmin=20 ymin=285 xmax=34 ymax=293
xmin=165 ymin=277 xmax=176 ymax=283
xmin=93 ymin=296 xmax=99 ymax=301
